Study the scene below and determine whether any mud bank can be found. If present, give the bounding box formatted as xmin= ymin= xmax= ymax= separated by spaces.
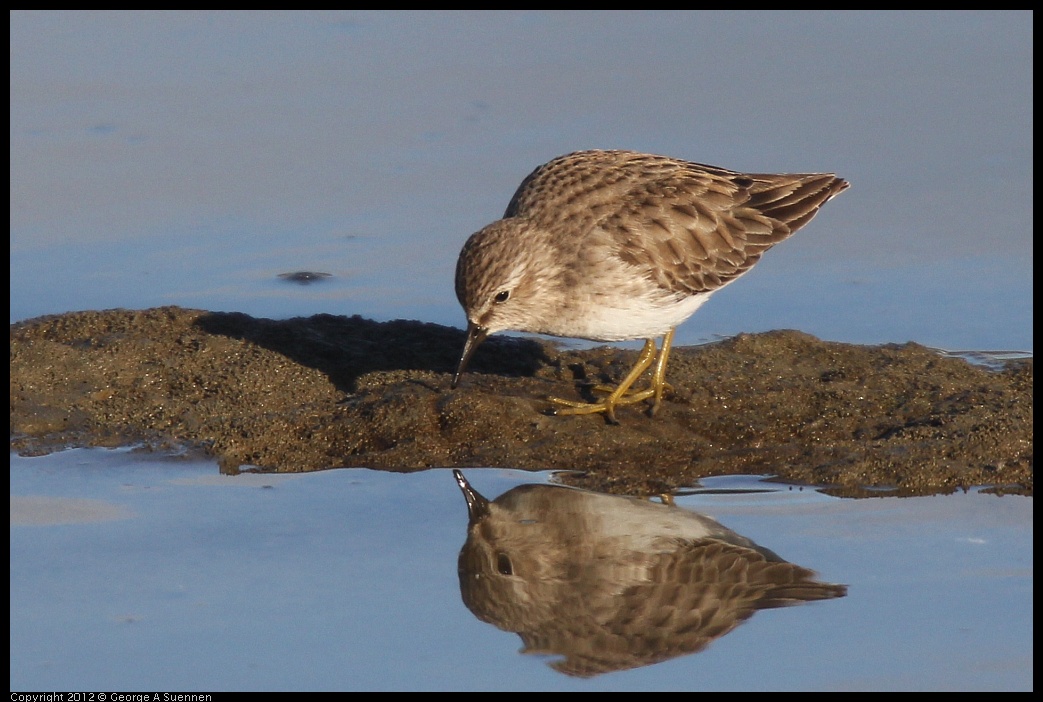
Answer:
xmin=10 ymin=306 xmax=1032 ymax=496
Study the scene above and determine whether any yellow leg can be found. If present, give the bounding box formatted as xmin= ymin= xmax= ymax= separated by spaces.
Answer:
xmin=550 ymin=328 xmax=676 ymax=422
xmin=647 ymin=327 xmax=675 ymax=416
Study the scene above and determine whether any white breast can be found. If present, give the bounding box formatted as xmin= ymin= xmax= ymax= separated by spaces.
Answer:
xmin=546 ymin=289 xmax=715 ymax=342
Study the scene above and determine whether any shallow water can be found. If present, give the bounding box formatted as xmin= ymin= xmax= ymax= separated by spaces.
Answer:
xmin=9 ymin=11 xmax=1032 ymax=352
xmin=9 ymin=12 xmax=1033 ymax=691
xmin=9 ymin=448 xmax=1031 ymax=691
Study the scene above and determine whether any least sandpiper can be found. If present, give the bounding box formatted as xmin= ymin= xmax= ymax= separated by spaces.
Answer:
xmin=452 ymin=470 xmax=846 ymax=676
xmin=452 ymin=150 xmax=848 ymax=421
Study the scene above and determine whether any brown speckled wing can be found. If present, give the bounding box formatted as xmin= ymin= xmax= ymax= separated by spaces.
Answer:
xmin=542 ymin=538 xmax=847 ymax=678
xmin=504 ymin=150 xmax=848 ymax=296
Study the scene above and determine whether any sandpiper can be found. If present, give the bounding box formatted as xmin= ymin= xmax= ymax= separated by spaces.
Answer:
xmin=452 ymin=150 xmax=848 ymax=422
xmin=452 ymin=470 xmax=847 ymax=676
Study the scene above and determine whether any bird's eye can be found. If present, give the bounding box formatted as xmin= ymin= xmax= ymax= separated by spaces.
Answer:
xmin=496 ymin=553 xmax=514 ymax=576
xmin=494 ymin=290 xmax=510 ymax=304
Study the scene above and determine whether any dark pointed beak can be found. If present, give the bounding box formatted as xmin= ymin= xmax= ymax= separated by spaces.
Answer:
xmin=451 ymin=322 xmax=488 ymax=389
xmin=453 ymin=469 xmax=490 ymax=522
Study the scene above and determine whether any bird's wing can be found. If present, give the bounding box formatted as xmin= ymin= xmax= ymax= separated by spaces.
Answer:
xmin=506 ymin=150 xmax=847 ymax=296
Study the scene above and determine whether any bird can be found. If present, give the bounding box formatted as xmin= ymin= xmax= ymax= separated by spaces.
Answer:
xmin=452 ymin=470 xmax=847 ymax=677
xmin=451 ymin=149 xmax=849 ymax=422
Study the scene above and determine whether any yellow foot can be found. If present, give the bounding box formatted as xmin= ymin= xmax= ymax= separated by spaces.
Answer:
xmin=589 ymin=380 xmax=674 ymax=411
xmin=548 ymin=329 xmax=677 ymax=423
xmin=549 ymin=392 xmax=651 ymax=423
xmin=549 ymin=385 xmax=664 ymax=423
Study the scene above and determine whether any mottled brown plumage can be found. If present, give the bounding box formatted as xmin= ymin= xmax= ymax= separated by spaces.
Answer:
xmin=453 ymin=150 xmax=848 ymax=421
xmin=453 ymin=470 xmax=847 ymax=677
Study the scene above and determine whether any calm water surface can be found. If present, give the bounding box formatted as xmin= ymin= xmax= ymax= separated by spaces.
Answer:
xmin=9 ymin=12 xmax=1032 ymax=691
xmin=10 ymin=450 xmax=1033 ymax=691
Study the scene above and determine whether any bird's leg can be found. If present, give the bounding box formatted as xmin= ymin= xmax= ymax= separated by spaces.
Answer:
xmin=646 ymin=327 xmax=675 ymax=416
xmin=549 ymin=328 xmax=675 ymax=421
xmin=589 ymin=328 xmax=675 ymax=414
xmin=549 ymin=338 xmax=657 ymax=422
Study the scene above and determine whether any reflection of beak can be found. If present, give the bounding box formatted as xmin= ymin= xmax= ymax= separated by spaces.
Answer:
xmin=451 ymin=322 xmax=489 ymax=389
xmin=453 ymin=470 xmax=490 ymax=521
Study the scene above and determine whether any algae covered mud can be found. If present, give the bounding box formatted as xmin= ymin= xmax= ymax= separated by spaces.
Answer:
xmin=10 ymin=306 xmax=1032 ymax=496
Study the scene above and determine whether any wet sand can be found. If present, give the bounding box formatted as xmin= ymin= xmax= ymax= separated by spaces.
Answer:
xmin=9 ymin=306 xmax=1032 ymax=496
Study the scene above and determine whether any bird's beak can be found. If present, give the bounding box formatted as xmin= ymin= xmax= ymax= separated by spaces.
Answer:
xmin=453 ymin=469 xmax=490 ymax=522
xmin=451 ymin=322 xmax=488 ymax=389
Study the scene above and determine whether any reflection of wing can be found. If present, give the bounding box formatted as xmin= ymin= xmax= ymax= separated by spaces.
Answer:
xmin=505 ymin=150 xmax=849 ymax=295
xmin=453 ymin=472 xmax=847 ymax=678
xmin=521 ymin=539 xmax=848 ymax=678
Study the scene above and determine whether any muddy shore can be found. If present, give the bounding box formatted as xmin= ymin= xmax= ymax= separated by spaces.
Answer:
xmin=9 ymin=306 xmax=1032 ymax=496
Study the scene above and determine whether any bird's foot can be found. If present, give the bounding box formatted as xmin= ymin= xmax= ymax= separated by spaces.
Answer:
xmin=547 ymin=331 xmax=675 ymax=423
xmin=549 ymin=381 xmax=670 ymax=423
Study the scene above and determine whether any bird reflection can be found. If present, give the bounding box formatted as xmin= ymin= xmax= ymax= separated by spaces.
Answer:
xmin=453 ymin=470 xmax=846 ymax=677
